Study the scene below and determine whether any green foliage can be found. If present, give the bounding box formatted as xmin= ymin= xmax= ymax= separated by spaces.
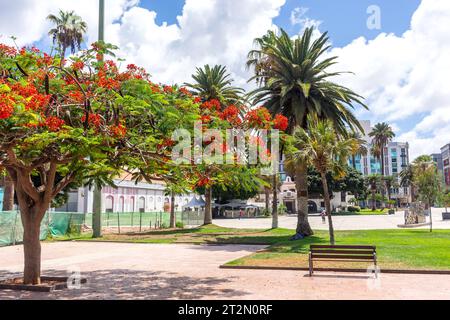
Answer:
xmin=347 ymin=206 xmax=361 ymax=213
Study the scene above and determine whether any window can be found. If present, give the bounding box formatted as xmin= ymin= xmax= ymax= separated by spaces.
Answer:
xmin=105 ymin=196 xmax=114 ymax=213
xmin=138 ymin=197 xmax=145 ymax=213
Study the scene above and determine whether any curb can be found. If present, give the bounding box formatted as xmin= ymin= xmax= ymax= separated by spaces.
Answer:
xmin=219 ymin=264 xmax=450 ymax=275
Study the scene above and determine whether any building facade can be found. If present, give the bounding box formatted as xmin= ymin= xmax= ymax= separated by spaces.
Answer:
xmin=56 ymin=174 xmax=194 ymax=213
xmin=441 ymin=143 xmax=450 ymax=189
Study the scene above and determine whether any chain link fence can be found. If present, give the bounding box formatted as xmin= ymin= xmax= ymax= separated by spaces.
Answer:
xmin=0 ymin=211 xmax=85 ymax=247
xmin=0 ymin=210 xmax=205 ymax=246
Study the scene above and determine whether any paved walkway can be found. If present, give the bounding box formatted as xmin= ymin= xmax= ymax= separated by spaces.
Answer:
xmin=1 ymin=242 xmax=450 ymax=299
xmin=214 ymin=208 xmax=450 ymax=230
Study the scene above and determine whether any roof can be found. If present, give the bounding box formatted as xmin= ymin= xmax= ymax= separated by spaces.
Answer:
xmin=183 ymin=196 xmax=206 ymax=208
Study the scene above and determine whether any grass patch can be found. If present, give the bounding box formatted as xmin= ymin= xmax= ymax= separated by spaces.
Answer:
xmin=227 ymin=229 xmax=450 ymax=270
xmin=50 ymin=225 xmax=450 ymax=271
xmin=333 ymin=208 xmax=389 ymax=216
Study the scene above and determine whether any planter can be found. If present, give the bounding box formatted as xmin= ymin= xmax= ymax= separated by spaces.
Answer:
xmin=0 ymin=276 xmax=87 ymax=292
xmin=443 ymin=212 xmax=450 ymax=220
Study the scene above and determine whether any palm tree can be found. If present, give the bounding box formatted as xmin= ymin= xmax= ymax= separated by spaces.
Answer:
xmin=400 ymin=164 xmax=415 ymax=203
xmin=348 ymin=131 xmax=368 ymax=171
xmin=383 ymin=175 xmax=395 ymax=205
xmin=247 ymin=27 xmax=366 ymax=236
xmin=185 ymin=65 xmax=244 ymax=225
xmin=366 ymin=174 xmax=381 ymax=211
xmin=369 ymin=122 xmax=395 ymax=176
xmin=47 ymin=10 xmax=87 ymax=60
xmin=286 ymin=116 xmax=357 ymax=244
xmin=184 ymin=65 xmax=244 ymax=108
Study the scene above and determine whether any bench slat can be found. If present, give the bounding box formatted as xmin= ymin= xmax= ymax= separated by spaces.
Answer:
xmin=310 ymin=245 xmax=375 ymax=250
xmin=310 ymin=249 xmax=375 ymax=255
xmin=311 ymin=254 xmax=375 ymax=260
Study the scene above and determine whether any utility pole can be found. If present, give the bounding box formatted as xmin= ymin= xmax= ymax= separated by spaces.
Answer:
xmin=92 ymin=0 xmax=105 ymax=238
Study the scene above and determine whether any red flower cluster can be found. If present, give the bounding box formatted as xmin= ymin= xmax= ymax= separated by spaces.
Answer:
xmin=193 ymin=97 xmax=202 ymax=104
xmin=98 ymin=72 xmax=119 ymax=90
xmin=110 ymin=124 xmax=127 ymax=138
xmin=36 ymin=53 xmax=53 ymax=67
xmin=81 ymin=114 xmax=103 ymax=127
xmin=163 ymin=85 xmax=174 ymax=93
xmin=44 ymin=116 xmax=65 ymax=132
xmin=245 ymin=106 xmax=272 ymax=129
xmin=273 ymin=114 xmax=288 ymax=131
xmin=25 ymin=94 xmax=51 ymax=111
xmin=201 ymin=99 xmax=221 ymax=112
xmin=157 ymin=138 xmax=175 ymax=151
xmin=196 ymin=177 xmax=210 ymax=188
xmin=72 ymin=61 xmax=84 ymax=71
xmin=68 ymin=91 xmax=84 ymax=103
xmin=179 ymin=87 xmax=192 ymax=96
xmin=0 ymin=99 xmax=14 ymax=119
xmin=220 ymin=105 xmax=241 ymax=125
xmin=201 ymin=115 xmax=212 ymax=124
xmin=0 ymin=44 xmax=17 ymax=57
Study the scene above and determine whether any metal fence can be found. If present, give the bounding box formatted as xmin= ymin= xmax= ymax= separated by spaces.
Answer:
xmin=0 ymin=211 xmax=85 ymax=247
xmin=0 ymin=210 xmax=205 ymax=246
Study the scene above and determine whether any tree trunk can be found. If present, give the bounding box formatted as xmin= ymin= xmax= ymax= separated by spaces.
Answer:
xmin=92 ymin=186 xmax=102 ymax=238
xmin=264 ymin=187 xmax=270 ymax=212
xmin=295 ymin=163 xmax=313 ymax=236
xmin=429 ymin=200 xmax=433 ymax=233
xmin=321 ymin=172 xmax=335 ymax=245
xmin=170 ymin=191 xmax=176 ymax=228
xmin=272 ymin=174 xmax=278 ymax=229
xmin=15 ymin=186 xmax=48 ymax=285
xmin=204 ymin=186 xmax=212 ymax=225
xmin=351 ymin=155 xmax=356 ymax=170
xmin=2 ymin=173 xmax=14 ymax=211
xmin=371 ymin=190 xmax=376 ymax=211
xmin=21 ymin=208 xmax=43 ymax=285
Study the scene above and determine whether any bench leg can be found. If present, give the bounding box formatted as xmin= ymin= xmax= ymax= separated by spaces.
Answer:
xmin=374 ymin=253 xmax=378 ymax=279
xmin=309 ymin=252 xmax=313 ymax=277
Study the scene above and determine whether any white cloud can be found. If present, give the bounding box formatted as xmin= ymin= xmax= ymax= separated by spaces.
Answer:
xmin=327 ymin=0 xmax=450 ymax=160
xmin=290 ymin=7 xmax=322 ymax=35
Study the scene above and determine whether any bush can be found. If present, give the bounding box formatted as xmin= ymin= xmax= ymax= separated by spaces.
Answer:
xmin=261 ymin=209 xmax=271 ymax=217
xmin=347 ymin=206 xmax=361 ymax=212
xmin=176 ymin=221 xmax=184 ymax=228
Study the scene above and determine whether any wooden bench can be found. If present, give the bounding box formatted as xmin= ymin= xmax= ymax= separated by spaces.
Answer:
xmin=309 ymin=245 xmax=377 ymax=277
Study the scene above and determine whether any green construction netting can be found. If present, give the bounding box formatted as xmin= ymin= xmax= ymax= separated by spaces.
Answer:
xmin=0 ymin=211 xmax=85 ymax=247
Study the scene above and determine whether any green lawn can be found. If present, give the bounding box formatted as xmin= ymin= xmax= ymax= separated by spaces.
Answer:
xmin=333 ymin=208 xmax=389 ymax=216
xmin=51 ymin=225 xmax=450 ymax=271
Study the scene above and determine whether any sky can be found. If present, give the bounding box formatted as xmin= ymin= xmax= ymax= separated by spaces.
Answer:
xmin=0 ymin=0 xmax=449 ymax=160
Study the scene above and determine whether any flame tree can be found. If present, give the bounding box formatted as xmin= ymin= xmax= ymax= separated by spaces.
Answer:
xmin=0 ymin=42 xmax=199 ymax=284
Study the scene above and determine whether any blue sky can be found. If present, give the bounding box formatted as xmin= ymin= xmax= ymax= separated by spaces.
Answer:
xmin=138 ymin=0 xmax=421 ymax=47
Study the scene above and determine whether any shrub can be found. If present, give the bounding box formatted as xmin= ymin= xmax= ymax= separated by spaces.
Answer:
xmin=176 ymin=221 xmax=184 ymax=228
xmin=347 ymin=206 xmax=361 ymax=212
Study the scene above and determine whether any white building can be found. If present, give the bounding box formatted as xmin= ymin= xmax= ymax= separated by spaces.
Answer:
xmin=56 ymin=174 xmax=194 ymax=213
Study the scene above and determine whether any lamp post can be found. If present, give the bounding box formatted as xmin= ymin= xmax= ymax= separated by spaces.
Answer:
xmin=92 ymin=0 xmax=105 ymax=238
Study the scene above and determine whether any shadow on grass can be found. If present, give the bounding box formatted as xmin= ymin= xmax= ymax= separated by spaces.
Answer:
xmin=0 ymin=268 xmax=247 ymax=300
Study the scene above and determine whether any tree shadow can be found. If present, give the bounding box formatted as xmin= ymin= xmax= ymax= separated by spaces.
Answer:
xmin=0 ymin=268 xmax=248 ymax=300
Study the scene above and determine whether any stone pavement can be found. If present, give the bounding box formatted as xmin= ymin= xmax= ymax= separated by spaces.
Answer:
xmin=1 ymin=242 xmax=450 ymax=300
xmin=214 ymin=208 xmax=450 ymax=230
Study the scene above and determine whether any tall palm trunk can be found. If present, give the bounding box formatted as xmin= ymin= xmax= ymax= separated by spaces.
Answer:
xmin=204 ymin=186 xmax=212 ymax=225
xmin=2 ymin=174 xmax=14 ymax=211
xmin=170 ymin=191 xmax=176 ymax=228
xmin=271 ymin=174 xmax=278 ymax=229
xmin=264 ymin=187 xmax=270 ymax=212
xmin=321 ymin=172 xmax=335 ymax=245
xmin=295 ymin=163 xmax=313 ymax=236
xmin=371 ymin=188 xmax=376 ymax=211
